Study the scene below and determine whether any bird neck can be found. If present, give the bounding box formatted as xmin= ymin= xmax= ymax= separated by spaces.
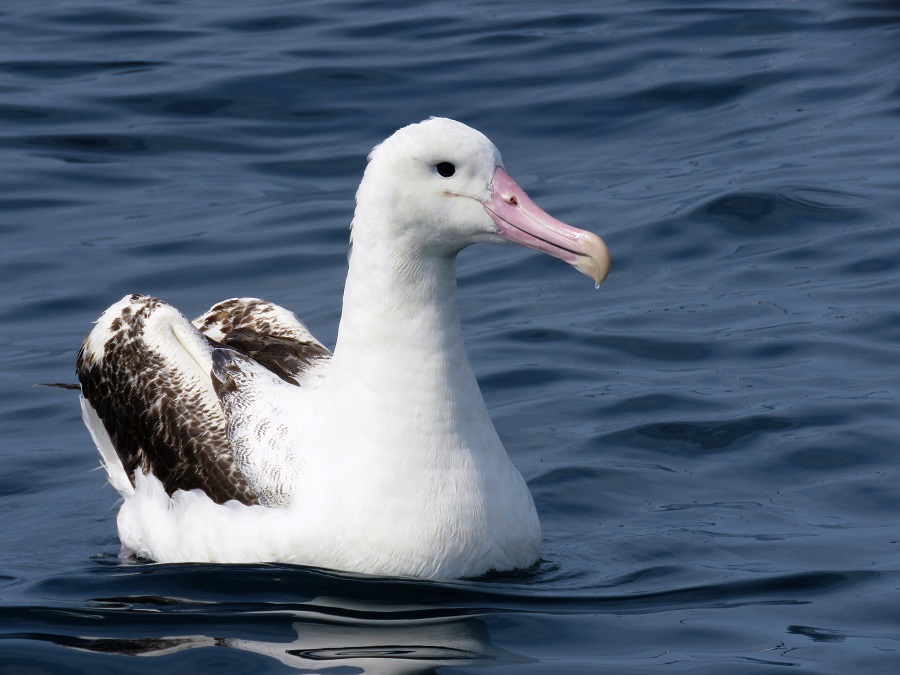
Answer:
xmin=332 ymin=230 xmax=469 ymax=390
xmin=324 ymin=217 xmax=501 ymax=463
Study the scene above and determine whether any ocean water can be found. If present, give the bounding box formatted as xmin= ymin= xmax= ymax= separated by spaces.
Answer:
xmin=1 ymin=0 xmax=899 ymax=672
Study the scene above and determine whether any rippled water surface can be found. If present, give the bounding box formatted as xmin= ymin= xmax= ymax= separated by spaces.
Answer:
xmin=2 ymin=1 xmax=899 ymax=672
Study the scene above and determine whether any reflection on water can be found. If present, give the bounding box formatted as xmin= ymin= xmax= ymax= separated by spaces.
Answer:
xmin=35 ymin=614 xmax=521 ymax=672
xmin=10 ymin=565 xmax=528 ymax=673
xmin=6 ymin=562 xmax=897 ymax=672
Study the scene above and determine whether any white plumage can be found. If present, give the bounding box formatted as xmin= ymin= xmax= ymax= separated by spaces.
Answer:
xmin=77 ymin=118 xmax=610 ymax=579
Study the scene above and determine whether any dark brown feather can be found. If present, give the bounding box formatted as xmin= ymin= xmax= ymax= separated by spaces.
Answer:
xmin=218 ymin=327 xmax=330 ymax=384
xmin=77 ymin=295 xmax=332 ymax=507
xmin=77 ymin=295 xmax=259 ymax=505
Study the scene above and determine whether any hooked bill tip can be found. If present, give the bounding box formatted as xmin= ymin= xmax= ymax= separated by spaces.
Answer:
xmin=573 ymin=232 xmax=611 ymax=287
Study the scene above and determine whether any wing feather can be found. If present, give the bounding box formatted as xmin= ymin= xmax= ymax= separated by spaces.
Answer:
xmin=76 ymin=294 xmax=260 ymax=505
xmin=193 ymin=298 xmax=330 ymax=385
xmin=78 ymin=295 xmax=330 ymax=508
xmin=211 ymin=348 xmax=301 ymax=507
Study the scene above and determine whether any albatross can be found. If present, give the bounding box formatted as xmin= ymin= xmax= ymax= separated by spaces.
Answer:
xmin=77 ymin=118 xmax=611 ymax=579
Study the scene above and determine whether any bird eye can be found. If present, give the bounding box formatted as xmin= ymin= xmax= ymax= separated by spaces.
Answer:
xmin=435 ymin=162 xmax=456 ymax=178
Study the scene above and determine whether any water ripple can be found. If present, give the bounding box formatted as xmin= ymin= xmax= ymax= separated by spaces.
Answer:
xmin=2 ymin=0 xmax=899 ymax=672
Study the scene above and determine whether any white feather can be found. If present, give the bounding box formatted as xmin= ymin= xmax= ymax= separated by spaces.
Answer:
xmin=83 ymin=119 xmax=558 ymax=579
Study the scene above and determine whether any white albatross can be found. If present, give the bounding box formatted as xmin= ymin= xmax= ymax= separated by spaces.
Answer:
xmin=77 ymin=118 xmax=611 ymax=579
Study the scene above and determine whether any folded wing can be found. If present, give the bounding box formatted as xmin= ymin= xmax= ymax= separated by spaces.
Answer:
xmin=76 ymin=294 xmax=330 ymax=507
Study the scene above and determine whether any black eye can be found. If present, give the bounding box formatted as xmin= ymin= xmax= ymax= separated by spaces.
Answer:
xmin=435 ymin=162 xmax=456 ymax=178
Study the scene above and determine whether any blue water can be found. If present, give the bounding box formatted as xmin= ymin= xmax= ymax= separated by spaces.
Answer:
xmin=1 ymin=0 xmax=898 ymax=672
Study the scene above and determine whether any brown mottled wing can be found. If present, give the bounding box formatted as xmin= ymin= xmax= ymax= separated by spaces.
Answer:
xmin=217 ymin=328 xmax=329 ymax=384
xmin=77 ymin=295 xmax=259 ymax=505
xmin=193 ymin=298 xmax=331 ymax=384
